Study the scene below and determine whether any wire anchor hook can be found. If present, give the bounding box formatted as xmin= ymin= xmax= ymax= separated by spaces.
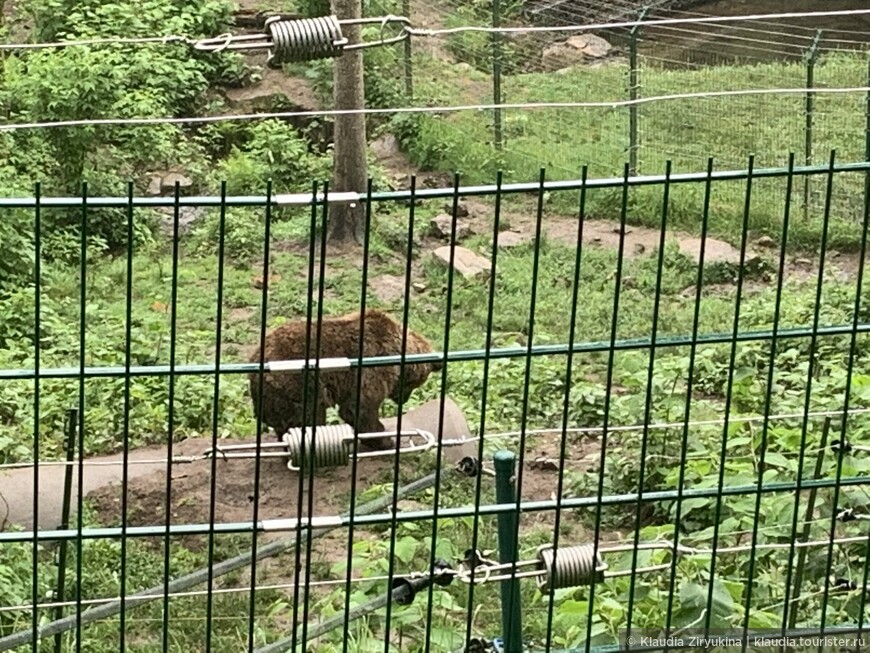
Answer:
xmin=194 ymin=14 xmax=411 ymax=66
xmin=203 ymin=424 xmax=437 ymax=473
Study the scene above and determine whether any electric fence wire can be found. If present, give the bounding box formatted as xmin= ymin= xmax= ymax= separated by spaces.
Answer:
xmin=5 ymin=84 xmax=870 ymax=132
xmin=1 ymin=404 xmax=868 ymax=470
xmin=4 ymin=5 xmax=870 ymax=647
xmin=3 ymin=7 xmax=870 ymax=51
xmin=542 ymin=0 xmax=868 ymax=44
xmin=1 ymin=530 xmax=864 ymax=615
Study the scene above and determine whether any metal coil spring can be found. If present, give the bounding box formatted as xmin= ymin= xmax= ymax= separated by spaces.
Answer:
xmin=535 ymin=544 xmax=606 ymax=594
xmin=284 ymin=424 xmax=350 ymax=470
xmin=266 ymin=15 xmax=347 ymax=65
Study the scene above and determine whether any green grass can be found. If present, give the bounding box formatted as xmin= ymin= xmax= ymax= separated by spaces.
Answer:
xmin=6 ymin=23 xmax=870 ymax=652
xmin=3 ymin=189 xmax=870 ymax=649
xmin=396 ymin=50 xmax=870 ymax=251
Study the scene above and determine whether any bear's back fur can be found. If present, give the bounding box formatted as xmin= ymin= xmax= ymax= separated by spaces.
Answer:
xmin=248 ymin=309 xmax=441 ymax=447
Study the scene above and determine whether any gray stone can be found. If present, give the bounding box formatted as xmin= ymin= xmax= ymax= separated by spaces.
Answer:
xmin=542 ymin=33 xmax=613 ymax=71
xmin=370 ymin=133 xmax=402 ymax=161
xmin=146 ymin=175 xmax=162 ymax=196
xmin=679 ymin=237 xmax=743 ymax=265
xmin=161 ymin=172 xmax=193 ymax=192
xmin=372 ymin=275 xmax=407 ymax=302
xmin=430 ymin=213 xmax=472 ymax=240
xmin=432 ymin=245 xmax=491 ymax=279
xmin=155 ymin=205 xmax=204 ymax=237
xmin=444 ymin=201 xmax=470 ymax=218
xmin=148 ymin=171 xmax=193 ymax=197
xmin=494 ymin=230 xmax=531 ymax=248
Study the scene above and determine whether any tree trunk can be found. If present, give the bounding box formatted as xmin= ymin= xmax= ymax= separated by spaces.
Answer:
xmin=329 ymin=0 xmax=367 ymax=245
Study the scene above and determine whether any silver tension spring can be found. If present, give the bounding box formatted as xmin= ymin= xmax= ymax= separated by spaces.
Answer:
xmin=194 ymin=15 xmax=412 ymax=65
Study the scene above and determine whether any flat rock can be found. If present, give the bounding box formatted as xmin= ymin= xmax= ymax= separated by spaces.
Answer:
xmin=433 ymin=245 xmax=491 ymax=279
xmin=372 ymin=274 xmax=407 ymax=302
xmin=155 ymin=205 xmax=205 ymax=237
xmin=679 ymin=237 xmax=750 ymax=266
xmin=225 ymin=69 xmax=320 ymax=114
xmin=370 ymin=133 xmax=402 ymax=161
xmin=542 ymin=33 xmax=613 ymax=71
xmin=430 ymin=213 xmax=472 ymax=240
xmin=494 ymin=230 xmax=531 ymax=248
xmin=443 ymin=201 xmax=470 ymax=218
xmin=148 ymin=171 xmax=193 ymax=196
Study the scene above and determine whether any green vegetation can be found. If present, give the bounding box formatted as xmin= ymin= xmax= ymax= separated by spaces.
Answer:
xmin=0 ymin=0 xmax=869 ymax=650
xmin=399 ymin=48 xmax=870 ymax=251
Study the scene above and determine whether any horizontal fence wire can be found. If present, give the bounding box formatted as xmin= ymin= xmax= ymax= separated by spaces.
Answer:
xmin=3 ymin=154 xmax=870 ymax=653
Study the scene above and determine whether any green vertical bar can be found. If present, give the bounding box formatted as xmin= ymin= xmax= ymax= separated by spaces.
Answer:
xmin=849 ymin=98 xmax=870 ymax=630
xmin=628 ymin=159 xmax=675 ymax=645
xmin=247 ymin=181 xmax=272 ymax=653
xmin=628 ymin=7 xmax=647 ymax=177
xmin=507 ymin=167 xmax=545 ymax=648
xmin=162 ymin=183 xmax=182 ymax=653
xmin=341 ymin=178 xmax=374 ymax=653
xmin=701 ymin=156 xmax=754 ymax=645
xmin=291 ymin=181 xmax=321 ymax=650
xmin=788 ymin=416 xmax=830 ymax=628
xmin=463 ymin=170 xmax=504 ymax=652
xmin=585 ymin=164 xmax=630 ymax=653
xmin=803 ymin=30 xmax=822 ymax=220
xmin=53 ymin=409 xmax=76 ymax=653
xmin=422 ymin=173 xmax=461 ymax=653
xmin=30 ymin=182 xmax=41 ymax=653
xmin=383 ymin=175 xmax=418 ymax=652
xmin=119 ymin=181 xmax=135 ymax=653
xmin=494 ymin=450 xmax=522 ymax=653
xmin=806 ymin=153 xmax=842 ymax=636
xmin=301 ymin=181 xmax=331 ymax=653
xmin=777 ymin=151 xmax=835 ymax=638
xmin=543 ymin=166 xmax=588 ymax=653
xmin=492 ymin=0 xmax=502 ymax=152
xmin=75 ymin=183 xmax=87 ymax=653
xmin=205 ymin=182 xmax=228 ymax=653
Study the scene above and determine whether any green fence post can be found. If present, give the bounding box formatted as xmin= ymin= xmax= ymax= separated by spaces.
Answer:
xmin=494 ymin=451 xmax=522 ymax=653
xmin=803 ymin=29 xmax=822 ymax=220
xmin=865 ymin=58 xmax=870 ymax=166
xmin=53 ymin=408 xmax=77 ymax=653
xmin=402 ymin=0 xmax=412 ymax=98
xmin=628 ymin=6 xmax=648 ymax=177
xmin=491 ymin=0 xmax=503 ymax=152
xmin=788 ymin=416 xmax=831 ymax=628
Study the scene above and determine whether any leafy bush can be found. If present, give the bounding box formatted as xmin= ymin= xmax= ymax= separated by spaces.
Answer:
xmin=209 ymin=119 xmax=331 ymax=194
xmin=0 ymin=207 xmax=35 ymax=294
xmin=443 ymin=6 xmax=519 ymax=75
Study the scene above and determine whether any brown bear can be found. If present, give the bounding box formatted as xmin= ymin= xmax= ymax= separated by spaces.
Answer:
xmin=247 ymin=308 xmax=443 ymax=451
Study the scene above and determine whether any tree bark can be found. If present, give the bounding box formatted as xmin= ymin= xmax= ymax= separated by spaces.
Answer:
xmin=329 ymin=0 xmax=367 ymax=244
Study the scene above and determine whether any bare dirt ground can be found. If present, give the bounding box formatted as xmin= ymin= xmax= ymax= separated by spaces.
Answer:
xmin=83 ymin=433 xmax=597 ymax=536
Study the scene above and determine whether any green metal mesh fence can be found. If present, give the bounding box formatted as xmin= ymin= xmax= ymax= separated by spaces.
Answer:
xmin=1 ymin=155 xmax=870 ymax=652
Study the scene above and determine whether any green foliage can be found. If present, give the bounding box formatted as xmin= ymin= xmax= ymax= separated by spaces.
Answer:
xmin=0 ymin=535 xmax=54 ymax=637
xmin=444 ymin=7 xmax=519 ymax=75
xmin=0 ymin=0 xmax=243 ymax=249
xmin=209 ymin=119 xmax=331 ymax=195
xmin=0 ymin=207 xmax=35 ymax=293
xmin=3 ymin=0 xmax=870 ymax=647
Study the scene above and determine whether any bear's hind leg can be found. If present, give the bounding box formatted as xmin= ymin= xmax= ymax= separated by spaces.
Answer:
xmin=339 ymin=402 xmax=392 ymax=452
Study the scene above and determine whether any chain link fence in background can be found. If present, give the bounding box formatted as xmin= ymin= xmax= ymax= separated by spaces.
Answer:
xmin=364 ymin=0 xmax=870 ymax=223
